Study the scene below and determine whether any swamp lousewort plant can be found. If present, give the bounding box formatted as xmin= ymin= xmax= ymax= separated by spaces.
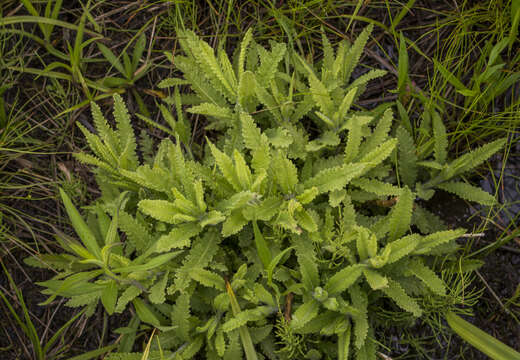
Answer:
xmin=27 ymin=27 xmax=506 ymax=359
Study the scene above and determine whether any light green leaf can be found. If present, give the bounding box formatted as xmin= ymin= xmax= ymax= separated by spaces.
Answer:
xmin=138 ymin=199 xmax=195 ymax=224
xmin=446 ymin=311 xmax=520 ymax=360
xmin=272 ymin=152 xmax=298 ymax=194
xmin=253 ymin=221 xmax=272 ymax=269
xmin=133 ymin=298 xmax=161 ymax=327
xmin=326 ymin=264 xmax=364 ymax=295
xmin=387 ymin=187 xmax=414 ymax=241
xmin=101 ymin=280 xmax=118 ymax=315
xmin=112 ymin=251 xmax=181 ymax=273
xmin=382 ymin=278 xmax=422 ymax=317
xmin=149 ymin=271 xmax=169 ymax=304
xmin=396 ymin=126 xmax=417 ymax=187
xmin=414 ymin=228 xmax=465 ymax=254
xmin=115 ymin=286 xmax=141 ymax=313
xmin=436 ymin=181 xmax=496 ymax=206
xmin=156 ymin=223 xmax=201 ymax=252
xmin=59 ymin=188 xmax=101 ymax=260
xmin=406 ymin=259 xmax=445 ymax=296
xmin=190 ymin=268 xmax=225 ymax=290
xmin=362 ymin=269 xmax=388 ymax=290
xmin=305 ymin=163 xmax=366 ymax=194
xmin=444 ymin=138 xmax=506 ymax=178
xmin=295 ymin=236 xmax=319 ymax=291
xmin=222 ymin=211 xmax=248 ymax=237
xmin=291 ymin=299 xmax=320 ymax=329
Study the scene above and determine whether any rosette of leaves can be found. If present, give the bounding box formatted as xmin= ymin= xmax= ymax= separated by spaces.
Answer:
xmin=27 ymin=27 xmax=505 ymax=360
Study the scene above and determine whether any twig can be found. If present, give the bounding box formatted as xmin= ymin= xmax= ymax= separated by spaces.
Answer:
xmin=284 ymin=293 xmax=294 ymax=322
xmin=378 ymin=353 xmax=394 ymax=360
xmin=460 ymin=233 xmax=485 ymax=238
xmin=475 ymin=270 xmax=509 ymax=315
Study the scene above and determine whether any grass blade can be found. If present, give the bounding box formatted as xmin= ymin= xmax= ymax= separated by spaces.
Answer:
xmin=446 ymin=311 xmax=520 ymax=360
xmin=226 ymin=280 xmax=258 ymax=360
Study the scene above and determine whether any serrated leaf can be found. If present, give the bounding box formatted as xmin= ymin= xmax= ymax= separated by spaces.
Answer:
xmin=414 ymin=228 xmax=465 ymax=254
xmin=208 ymin=141 xmax=242 ymax=191
xmin=355 ymin=226 xmax=377 ymax=261
xmin=256 ymin=42 xmax=286 ymax=86
xmin=363 ymin=269 xmax=388 ymax=290
xmin=406 ymin=259 xmax=446 ymax=295
xmin=359 ymin=138 xmax=397 ymax=170
xmin=351 ymin=178 xmax=402 ymax=196
xmin=338 ymin=324 xmax=351 ymax=360
xmin=437 ymin=181 xmax=496 ymax=206
xmin=305 ymin=163 xmax=366 ymax=194
xmin=343 ymin=25 xmax=373 ymax=83
xmin=222 ymin=211 xmax=248 ymax=237
xmin=115 ymin=286 xmax=142 ymax=313
xmin=295 ymin=235 xmax=319 ymax=291
xmin=432 ymin=110 xmax=448 ymax=164
xmin=396 ymin=126 xmax=417 ymax=187
xmin=295 ymin=209 xmax=318 ymax=233
xmin=383 ymin=234 xmax=421 ymax=264
xmin=326 ymin=264 xmax=364 ymax=295
xmin=149 ymin=271 xmax=169 ymax=304
xmin=344 ymin=116 xmax=363 ymax=163
xmin=382 ymin=278 xmax=422 ymax=317
xmin=387 ymin=187 xmax=413 ymax=241
xmin=362 ymin=108 xmax=393 ymax=153
xmin=297 ymin=187 xmax=319 ymax=204
xmin=215 ymin=328 xmax=226 ymax=357
xmin=188 ymin=103 xmax=233 ymax=119
xmin=222 ymin=306 xmax=273 ymax=332
xmin=138 ymin=199 xmax=196 ymax=224
xmin=190 ymin=268 xmax=225 ymax=290
xmin=444 ymin=138 xmax=506 ymax=179
xmin=171 ymin=293 xmax=191 ymax=341
xmin=349 ymin=285 xmax=368 ymax=349
xmin=156 ymin=223 xmax=201 ymax=252
xmin=291 ymin=299 xmax=320 ymax=329
xmin=272 ymin=152 xmax=298 ymax=194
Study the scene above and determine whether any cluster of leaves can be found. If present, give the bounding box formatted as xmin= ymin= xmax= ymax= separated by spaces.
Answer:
xmin=27 ymin=27 xmax=505 ymax=360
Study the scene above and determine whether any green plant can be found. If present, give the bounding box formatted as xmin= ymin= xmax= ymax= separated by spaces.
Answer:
xmin=27 ymin=27 xmax=506 ymax=359
xmin=0 ymin=253 xmax=116 ymax=360
xmin=3 ymin=0 xmax=108 ymax=98
xmin=97 ymin=32 xmax=152 ymax=115
xmin=446 ymin=311 xmax=520 ymax=360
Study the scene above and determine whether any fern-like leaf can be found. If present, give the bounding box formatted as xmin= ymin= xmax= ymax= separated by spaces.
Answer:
xmin=396 ymin=126 xmax=418 ymax=187
xmin=382 ymin=278 xmax=422 ymax=317
xmin=349 ymin=285 xmax=368 ymax=349
xmin=432 ymin=110 xmax=448 ymax=164
xmin=326 ymin=264 xmax=364 ymax=295
xmin=294 ymin=235 xmax=319 ymax=291
xmin=291 ymin=299 xmax=321 ymax=329
xmin=413 ymin=228 xmax=465 ymax=255
xmin=387 ymin=187 xmax=413 ymax=241
xmin=444 ymin=138 xmax=506 ymax=179
xmin=406 ymin=259 xmax=446 ymax=296
xmin=305 ymin=163 xmax=366 ymax=194
xmin=342 ymin=25 xmax=373 ymax=83
xmin=149 ymin=271 xmax=169 ymax=304
xmin=436 ymin=181 xmax=496 ymax=206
